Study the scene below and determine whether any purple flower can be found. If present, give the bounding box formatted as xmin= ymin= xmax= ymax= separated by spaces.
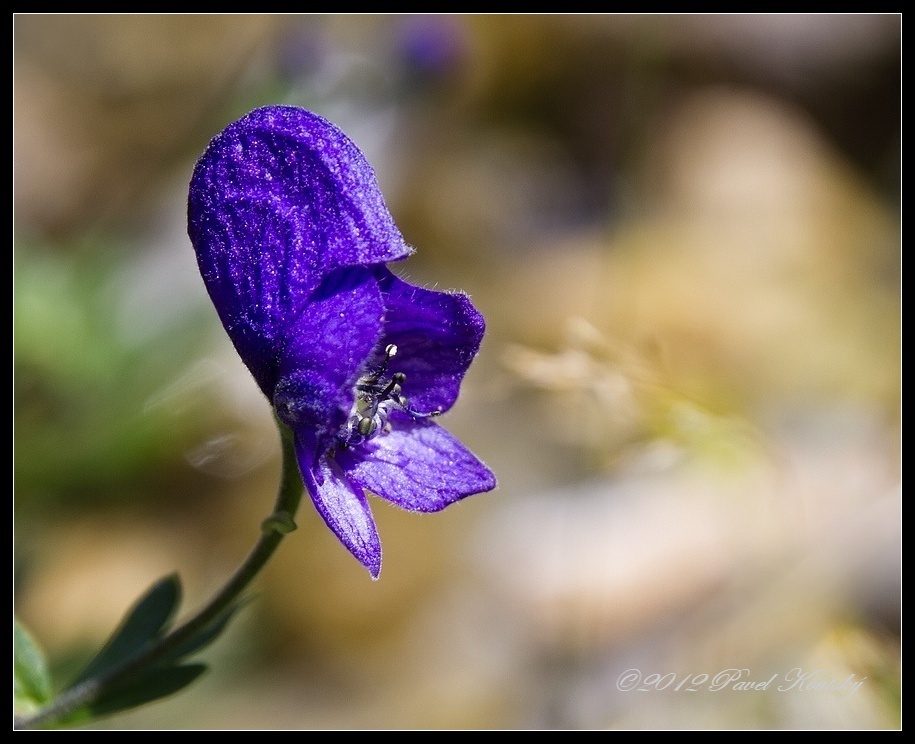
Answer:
xmin=188 ymin=105 xmax=495 ymax=577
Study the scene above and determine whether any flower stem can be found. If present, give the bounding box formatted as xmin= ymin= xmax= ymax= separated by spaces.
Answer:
xmin=16 ymin=419 xmax=303 ymax=730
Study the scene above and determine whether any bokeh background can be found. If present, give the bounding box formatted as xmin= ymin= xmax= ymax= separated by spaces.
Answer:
xmin=14 ymin=14 xmax=900 ymax=729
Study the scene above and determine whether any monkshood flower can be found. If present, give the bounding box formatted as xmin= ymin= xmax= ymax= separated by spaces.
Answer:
xmin=188 ymin=105 xmax=495 ymax=577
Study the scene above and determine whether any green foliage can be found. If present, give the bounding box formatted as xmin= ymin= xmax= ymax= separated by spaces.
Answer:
xmin=70 ymin=574 xmax=183 ymax=686
xmin=19 ymin=574 xmax=242 ymax=727
xmin=14 ymin=620 xmax=53 ymax=716
xmin=14 ymin=243 xmax=214 ymax=508
xmin=68 ymin=665 xmax=210 ymax=724
xmin=65 ymin=574 xmax=240 ymax=724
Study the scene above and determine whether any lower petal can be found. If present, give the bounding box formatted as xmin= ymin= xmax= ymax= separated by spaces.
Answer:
xmin=296 ymin=435 xmax=382 ymax=578
xmin=336 ymin=415 xmax=497 ymax=512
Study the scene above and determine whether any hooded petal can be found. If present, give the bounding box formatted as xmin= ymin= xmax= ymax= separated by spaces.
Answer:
xmin=374 ymin=269 xmax=486 ymax=414
xmin=274 ymin=267 xmax=384 ymax=448
xmin=189 ymin=197 xmax=327 ymax=391
xmin=335 ymin=413 xmax=496 ymax=512
xmin=188 ymin=106 xmax=412 ymax=391
xmin=297 ymin=436 xmax=382 ymax=578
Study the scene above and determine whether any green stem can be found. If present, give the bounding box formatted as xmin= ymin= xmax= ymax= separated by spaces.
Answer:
xmin=16 ymin=419 xmax=303 ymax=730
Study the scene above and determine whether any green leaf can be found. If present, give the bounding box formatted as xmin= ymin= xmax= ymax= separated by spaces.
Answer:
xmin=70 ymin=574 xmax=182 ymax=686
xmin=167 ymin=602 xmax=243 ymax=662
xmin=14 ymin=620 xmax=53 ymax=716
xmin=83 ymin=664 xmax=208 ymax=720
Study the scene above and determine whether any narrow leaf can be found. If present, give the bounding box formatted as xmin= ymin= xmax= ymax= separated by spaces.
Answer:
xmin=83 ymin=664 xmax=208 ymax=719
xmin=14 ymin=620 xmax=53 ymax=715
xmin=167 ymin=602 xmax=243 ymax=663
xmin=70 ymin=574 xmax=182 ymax=686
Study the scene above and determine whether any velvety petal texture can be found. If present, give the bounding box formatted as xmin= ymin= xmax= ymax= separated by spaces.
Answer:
xmin=336 ymin=414 xmax=497 ymax=512
xmin=188 ymin=105 xmax=495 ymax=577
xmin=298 ymin=440 xmax=382 ymax=578
xmin=274 ymin=267 xmax=383 ymax=452
xmin=189 ymin=106 xmax=411 ymax=393
xmin=374 ymin=269 xmax=486 ymax=414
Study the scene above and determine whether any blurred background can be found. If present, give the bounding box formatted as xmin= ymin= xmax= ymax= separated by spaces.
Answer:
xmin=14 ymin=14 xmax=900 ymax=729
